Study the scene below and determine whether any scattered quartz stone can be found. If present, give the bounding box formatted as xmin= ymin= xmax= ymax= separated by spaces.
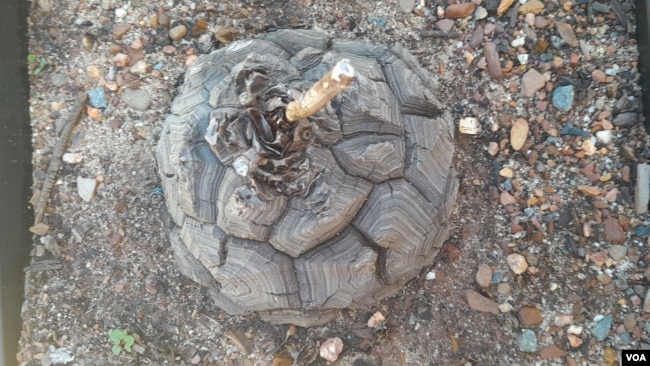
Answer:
xmin=474 ymin=6 xmax=487 ymax=20
xmin=567 ymin=325 xmax=583 ymax=335
xmin=552 ymin=85 xmax=574 ymax=112
xmin=77 ymin=176 xmax=98 ymax=202
xmin=507 ymin=253 xmax=528 ymax=274
xmin=539 ymin=344 xmax=567 ymax=359
xmin=519 ymin=306 xmax=543 ymax=327
xmin=445 ymin=3 xmax=475 ymax=18
xmin=425 ymin=271 xmax=436 ymax=280
xmin=604 ymin=217 xmax=626 ymax=244
xmin=554 ymin=314 xmax=574 ymax=327
xmin=511 ymin=36 xmax=525 ymax=48
xmin=62 ymin=152 xmax=83 ymax=164
xmin=436 ymin=19 xmax=455 ymax=32
xmin=488 ymin=142 xmax=499 ymax=156
xmin=644 ymin=289 xmax=650 ymax=313
xmin=500 ymin=191 xmax=516 ymax=205
xmin=519 ymin=0 xmax=544 ymax=14
xmin=635 ymin=164 xmax=649 ymax=214
xmin=497 ymin=283 xmax=512 ymax=295
xmin=483 ymin=42 xmax=502 ymax=79
xmin=112 ymin=23 xmax=131 ymax=40
xmin=516 ymin=329 xmax=538 ymax=352
xmin=51 ymin=73 xmax=69 ymax=87
xmin=592 ymin=315 xmax=612 ymax=341
xmin=521 ymin=69 xmax=545 ymax=97
xmin=510 ymin=118 xmax=529 ymax=151
xmin=398 ymin=0 xmax=415 ymax=13
xmin=499 ymin=167 xmax=513 ymax=178
xmin=466 ymin=289 xmax=500 ymax=314
xmin=129 ymin=60 xmax=148 ymax=74
xmin=169 ymin=24 xmax=187 ymax=41
xmin=29 ymin=222 xmax=50 ymax=236
xmin=319 ymin=338 xmax=343 ymax=362
xmin=555 ymin=22 xmax=578 ymax=47
xmin=476 ymin=264 xmax=492 ymax=288
xmin=577 ymin=185 xmax=600 ymax=197
xmin=499 ymin=303 xmax=513 ymax=312
xmin=112 ymin=53 xmax=129 ymax=68
xmin=497 ymin=0 xmax=514 ymax=15
xmin=592 ymin=69 xmax=607 ymax=83
xmin=596 ymin=130 xmax=613 ymax=144
xmin=367 ymin=311 xmax=385 ymax=328
xmin=88 ymin=87 xmax=107 ymax=108
xmin=567 ymin=334 xmax=583 ymax=348
xmin=215 ymin=26 xmax=239 ymax=43
xmin=459 ymin=116 xmax=481 ymax=134
xmin=608 ymin=245 xmax=627 ymax=260
xmin=122 ymin=88 xmax=152 ymax=111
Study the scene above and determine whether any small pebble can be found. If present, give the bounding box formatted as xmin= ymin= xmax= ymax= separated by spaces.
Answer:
xmin=169 ymin=25 xmax=188 ymax=41
xmin=122 ymin=88 xmax=152 ymax=111
xmin=474 ymin=6 xmax=487 ymax=20
xmin=507 ymin=253 xmax=528 ymax=274
xmin=62 ymin=152 xmax=83 ymax=164
xmin=592 ymin=315 xmax=612 ymax=341
xmin=367 ymin=311 xmax=385 ymax=328
xmin=466 ymin=289 xmax=500 ymax=314
xmin=518 ymin=306 xmax=543 ymax=327
xmin=483 ymin=42 xmax=502 ymax=79
xmin=129 ymin=60 xmax=148 ymax=75
xmin=499 ymin=167 xmax=513 ymax=178
xmin=519 ymin=0 xmax=544 ymax=14
xmin=521 ymin=69 xmax=545 ymax=97
xmin=539 ymin=344 xmax=567 ymax=359
xmin=398 ymin=0 xmax=415 ymax=13
xmin=554 ymin=314 xmax=573 ymax=327
xmin=215 ymin=26 xmax=239 ymax=43
xmin=510 ymin=118 xmax=529 ymax=151
xmin=88 ymin=87 xmax=107 ymax=108
xmin=552 ymin=85 xmax=574 ymax=112
xmin=555 ymin=22 xmax=578 ymax=47
xmin=476 ymin=264 xmax=492 ymax=288
xmin=319 ymin=338 xmax=343 ymax=362
xmin=596 ymin=130 xmax=613 ymax=144
xmin=459 ymin=116 xmax=481 ymax=134
xmin=516 ymin=329 xmax=538 ymax=352
xmin=497 ymin=283 xmax=512 ymax=295
xmin=445 ymin=3 xmax=475 ymax=18
xmin=643 ymin=289 xmax=650 ymax=313
xmin=77 ymin=177 xmax=97 ymax=202
xmin=500 ymin=191 xmax=516 ymax=205
xmin=603 ymin=217 xmax=626 ymax=244
xmin=608 ymin=244 xmax=627 ymax=260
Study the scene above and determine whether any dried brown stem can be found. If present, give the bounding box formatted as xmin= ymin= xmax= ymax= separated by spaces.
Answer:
xmin=285 ymin=59 xmax=355 ymax=122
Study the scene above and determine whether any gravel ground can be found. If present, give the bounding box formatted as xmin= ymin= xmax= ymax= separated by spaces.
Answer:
xmin=21 ymin=0 xmax=650 ymax=365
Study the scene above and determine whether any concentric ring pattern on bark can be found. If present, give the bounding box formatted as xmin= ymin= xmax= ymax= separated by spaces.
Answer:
xmin=155 ymin=29 xmax=458 ymax=327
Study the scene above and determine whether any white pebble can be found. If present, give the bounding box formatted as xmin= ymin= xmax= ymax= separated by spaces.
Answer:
xmin=595 ymin=130 xmax=613 ymax=144
xmin=425 ymin=271 xmax=436 ymax=280
xmin=511 ymin=36 xmax=526 ymax=48
xmin=517 ymin=54 xmax=529 ymax=65
xmin=459 ymin=117 xmax=481 ymax=135
xmin=115 ymin=8 xmax=127 ymax=18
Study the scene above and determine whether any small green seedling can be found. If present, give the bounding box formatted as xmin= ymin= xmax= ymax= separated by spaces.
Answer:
xmin=27 ymin=54 xmax=47 ymax=75
xmin=109 ymin=329 xmax=135 ymax=355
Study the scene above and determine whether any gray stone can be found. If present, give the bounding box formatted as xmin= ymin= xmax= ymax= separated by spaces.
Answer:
xmin=77 ymin=176 xmax=97 ymax=202
xmin=592 ymin=315 xmax=612 ymax=341
xmin=51 ymin=73 xmax=69 ymax=87
xmin=398 ymin=0 xmax=415 ymax=13
xmin=516 ymin=329 xmax=538 ymax=352
xmin=122 ymin=88 xmax=152 ymax=111
xmin=88 ymin=87 xmax=108 ymax=108
xmin=609 ymin=245 xmax=628 ymax=261
xmin=552 ymin=85 xmax=574 ymax=112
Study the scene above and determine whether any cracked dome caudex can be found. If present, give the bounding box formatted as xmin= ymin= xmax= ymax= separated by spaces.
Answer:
xmin=155 ymin=29 xmax=458 ymax=327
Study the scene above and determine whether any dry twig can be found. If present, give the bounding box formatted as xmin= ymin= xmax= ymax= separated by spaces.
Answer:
xmin=285 ymin=59 xmax=355 ymax=122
